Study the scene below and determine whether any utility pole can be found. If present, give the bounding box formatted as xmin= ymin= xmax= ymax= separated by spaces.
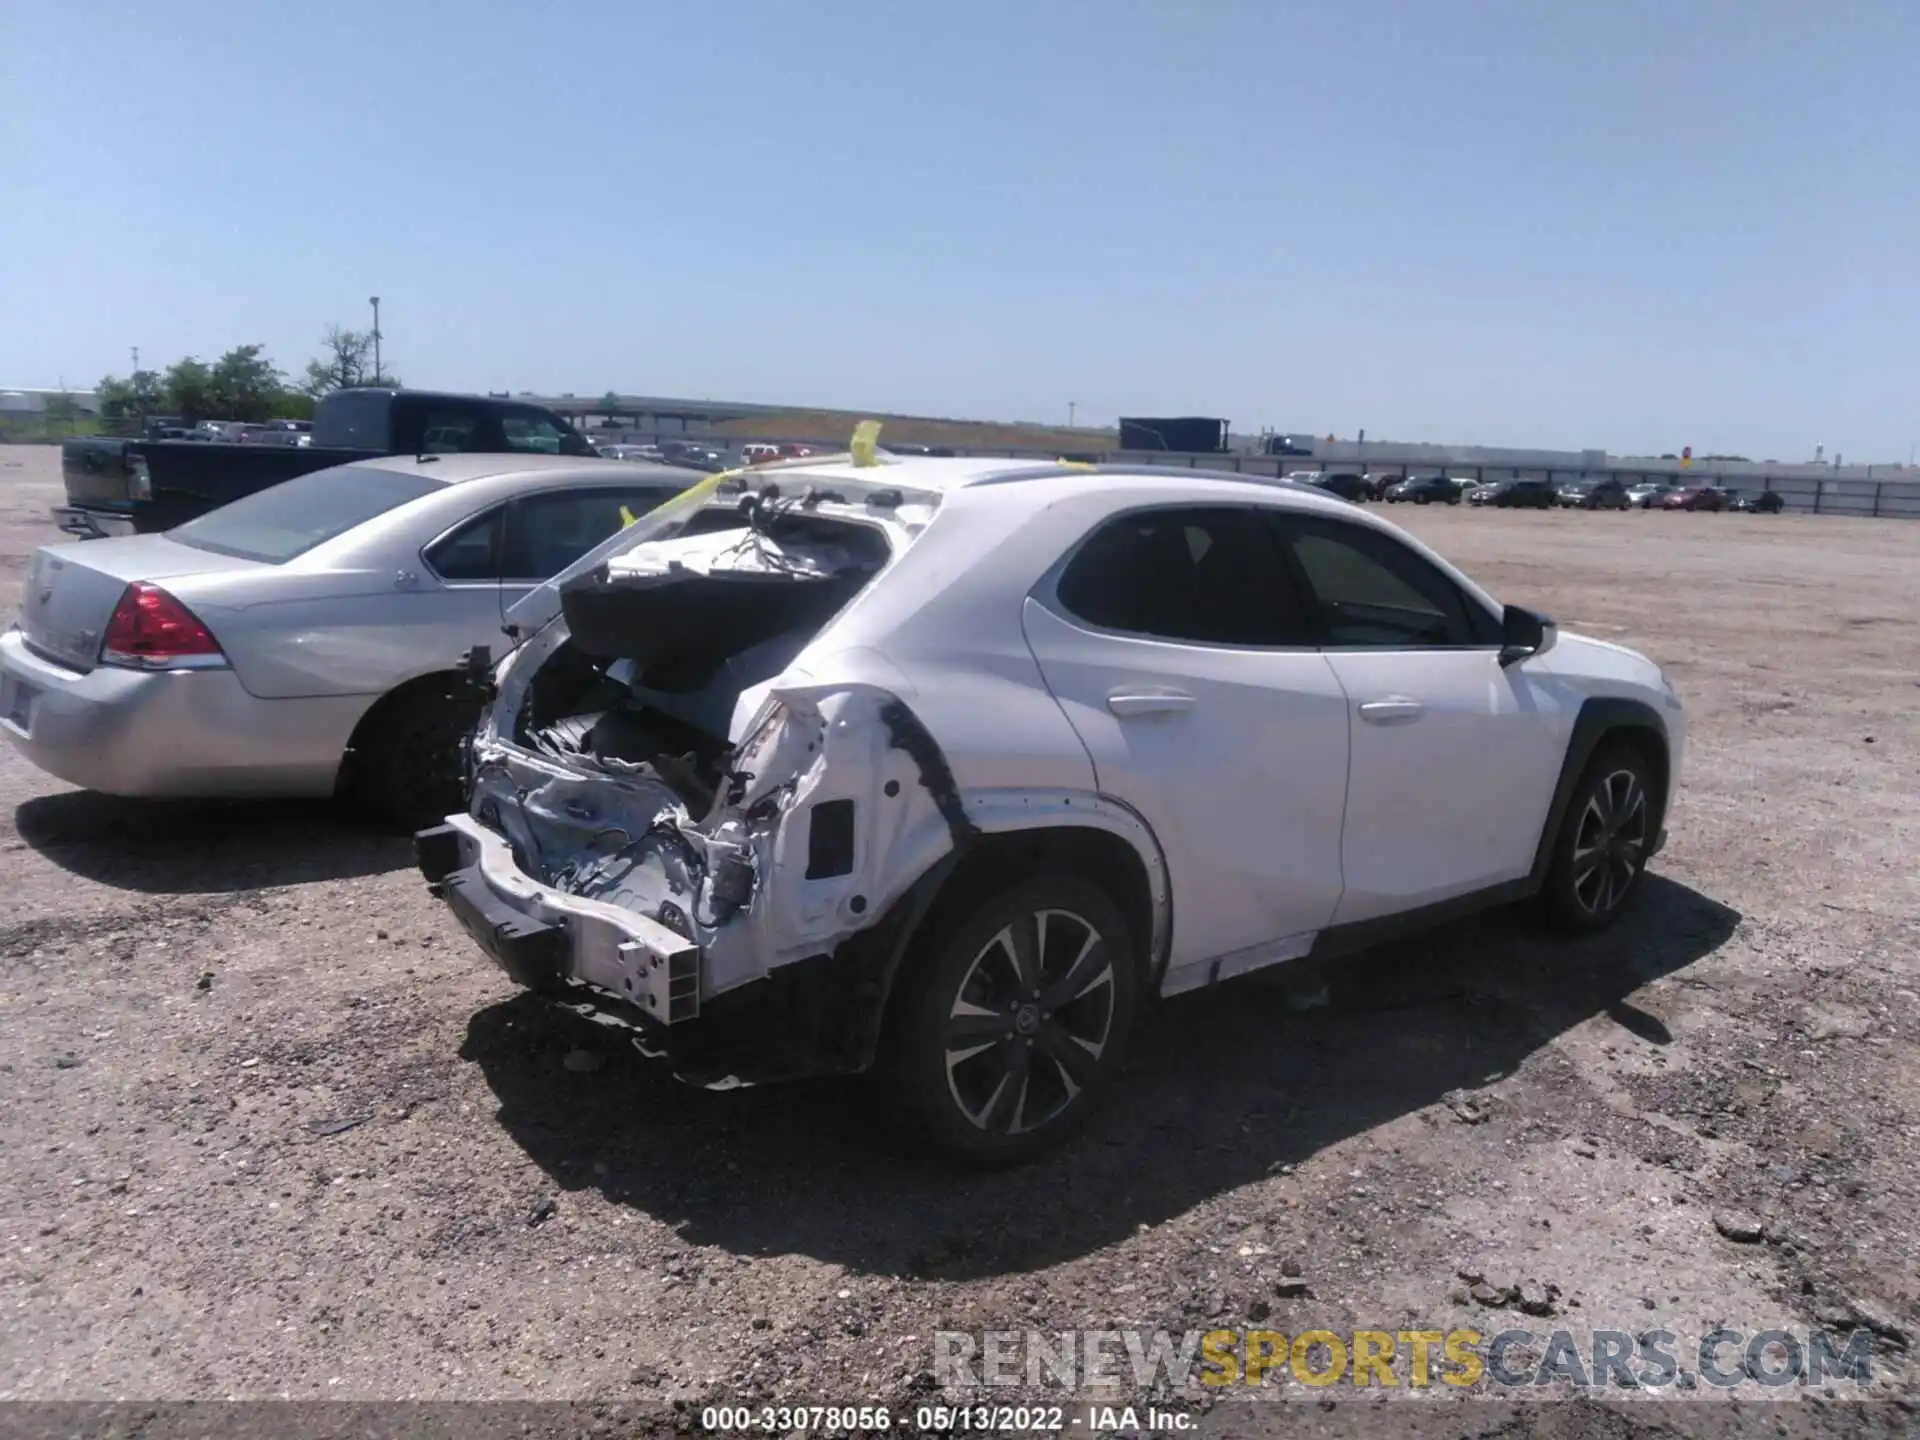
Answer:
xmin=131 ymin=346 xmax=139 ymax=373
xmin=1068 ymin=401 xmax=1077 ymax=429
xmin=369 ymin=296 xmax=382 ymax=385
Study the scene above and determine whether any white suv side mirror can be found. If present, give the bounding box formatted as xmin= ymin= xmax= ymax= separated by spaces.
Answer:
xmin=1499 ymin=604 xmax=1557 ymax=667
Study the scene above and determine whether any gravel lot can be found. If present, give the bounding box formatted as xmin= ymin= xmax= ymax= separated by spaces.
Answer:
xmin=0 ymin=444 xmax=1915 ymax=1428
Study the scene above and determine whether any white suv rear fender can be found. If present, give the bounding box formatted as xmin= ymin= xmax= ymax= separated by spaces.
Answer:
xmin=719 ymin=683 xmax=1173 ymax=987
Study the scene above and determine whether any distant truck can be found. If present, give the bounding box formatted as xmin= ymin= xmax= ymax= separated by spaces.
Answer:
xmin=57 ymin=388 xmax=594 ymax=538
xmin=1118 ymin=416 xmax=1230 ymax=453
xmin=1261 ymin=433 xmax=1316 ymax=457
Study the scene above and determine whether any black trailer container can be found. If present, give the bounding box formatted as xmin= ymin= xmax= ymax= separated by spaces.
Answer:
xmin=1117 ymin=416 xmax=1230 ymax=453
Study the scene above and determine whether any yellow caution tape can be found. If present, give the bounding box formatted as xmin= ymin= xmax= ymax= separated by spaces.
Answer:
xmin=1056 ymin=458 xmax=1096 ymax=470
xmin=647 ymin=467 xmax=738 ymax=524
xmin=850 ymin=420 xmax=884 ymax=467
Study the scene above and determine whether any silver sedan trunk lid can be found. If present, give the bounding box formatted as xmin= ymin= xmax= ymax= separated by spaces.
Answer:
xmin=17 ymin=536 xmax=264 ymax=673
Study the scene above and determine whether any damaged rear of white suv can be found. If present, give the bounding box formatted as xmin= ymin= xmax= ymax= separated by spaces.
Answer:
xmin=418 ymin=454 xmax=1684 ymax=1163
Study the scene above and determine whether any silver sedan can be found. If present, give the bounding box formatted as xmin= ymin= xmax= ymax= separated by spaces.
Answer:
xmin=0 ymin=453 xmax=694 ymax=828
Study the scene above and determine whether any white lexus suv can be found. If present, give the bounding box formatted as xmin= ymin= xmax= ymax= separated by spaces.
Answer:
xmin=417 ymin=455 xmax=1685 ymax=1163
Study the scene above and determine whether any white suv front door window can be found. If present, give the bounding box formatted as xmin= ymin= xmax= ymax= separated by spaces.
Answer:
xmin=1273 ymin=514 xmax=1577 ymax=923
xmin=1023 ymin=505 xmax=1352 ymax=985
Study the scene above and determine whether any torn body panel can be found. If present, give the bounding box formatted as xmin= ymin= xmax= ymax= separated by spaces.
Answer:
xmin=469 ymin=662 xmax=1073 ymax=965
xmin=435 ymin=680 xmax=953 ymax=1074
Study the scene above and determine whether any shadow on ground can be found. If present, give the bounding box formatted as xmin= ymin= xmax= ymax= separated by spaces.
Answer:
xmin=461 ymin=873 xmax=1740 ymax=1281
xmin=12 ymin=790 xmax=412 ymax=893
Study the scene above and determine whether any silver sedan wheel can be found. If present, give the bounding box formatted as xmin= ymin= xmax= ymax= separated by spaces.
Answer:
xmin=1571 ymin=769 xmax=1649 ymax=916
xmin=943 ymin=907 xmax=1116 ymax=1136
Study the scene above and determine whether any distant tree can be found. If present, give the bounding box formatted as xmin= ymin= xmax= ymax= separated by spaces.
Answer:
xmin=130 ymin=369 xmax=164 ymax=414
xmin=302 ymin=325 xmax=398 ymax=395
xmin=95 ymin=375 xmax=135 ymax=421
xmin=207 ymin=344 xmax=286 ymax=422
xmin=163 ymin=358 xmax=216 ymax=421
xmin=95 ymin=369 xmax=166 ymax=421
xmin=600 ymin=391 xmax=621 ymax=415
xmin=42 ymin=390 xmax=81 ymax=431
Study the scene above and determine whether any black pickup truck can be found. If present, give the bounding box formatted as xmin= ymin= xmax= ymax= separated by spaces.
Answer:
xmin=57 ymin=389 xmax=595 ymax=538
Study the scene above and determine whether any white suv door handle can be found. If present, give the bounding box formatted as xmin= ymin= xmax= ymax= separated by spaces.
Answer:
xmin=1358 ymin=697 xmax=1424 ymax=725
xmin=1107 ymin=689 xmax=1196 ymax=717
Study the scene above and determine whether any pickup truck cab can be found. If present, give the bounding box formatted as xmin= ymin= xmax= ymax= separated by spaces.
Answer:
xmin=58 ymin=389 xmax=594 ymax=539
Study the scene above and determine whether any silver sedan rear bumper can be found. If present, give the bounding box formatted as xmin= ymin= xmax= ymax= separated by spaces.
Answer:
xmin=0 ymin=629 xmax=358 ymax=798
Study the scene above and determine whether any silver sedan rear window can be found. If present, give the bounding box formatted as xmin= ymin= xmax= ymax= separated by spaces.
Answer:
xmin=170 ymin=466 xmax=441 ymax=564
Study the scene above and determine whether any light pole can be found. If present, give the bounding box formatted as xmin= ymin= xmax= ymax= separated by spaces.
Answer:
xmin=1068 ymin=401 xmax=1077 ymax=429
xmin=369 ymin=296 xmax=382 ymax=385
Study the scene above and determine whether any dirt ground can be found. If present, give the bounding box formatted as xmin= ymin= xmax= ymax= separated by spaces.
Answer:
xmin=0 ymin=444 xmax=1915 ymax=1431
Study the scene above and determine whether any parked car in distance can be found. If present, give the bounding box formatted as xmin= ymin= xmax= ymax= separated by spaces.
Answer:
xmin=1660 ymin=485 xmax=1725 ymax=512
xmin=59 ymin=389 xmax=596 ymax=539
xmin=1556 ymin=477 xmax=1631 ymax=510
xmin=1626 ymin=482 xmax=1679 ymax=509
xmin=1385 ymin=474 xmax=1461 ymax=505
xmin=1302 ymin=471 xmax=1373 ymax=503
xmin=598 ymin=443 xmax=666 ymax=463
xmin=417 ymin=456 xmax=1685 ymax=1163
xmin=256 ymin=419 xmax=314 ymax=447
xmin=663 ymin=441 xmax=730 ymax=471
xmin=1363 ymin=473 xmax=1400 ymax=500
xmin=1473 ymin=478 xmax=1556 ymax=509
xmin=3 ymin=456 xmax=696 ymax=830
xmin=1725 ymin=489 xmax=1785 ymax=514
xmin=740 ymin=443 xmax=814 ymax=465
xmin=232 ymin=423 xmax=309 ymax=446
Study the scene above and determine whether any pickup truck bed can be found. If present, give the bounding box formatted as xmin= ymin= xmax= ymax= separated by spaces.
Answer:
xmin=58 ymin=388 xmax=595 ymax=538
xmin=58 ymin=441 xmax=378 ymax=536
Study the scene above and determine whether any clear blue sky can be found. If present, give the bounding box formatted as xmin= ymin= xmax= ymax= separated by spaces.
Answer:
xmin=4 ymin=1 xmax=1915 ymax=459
